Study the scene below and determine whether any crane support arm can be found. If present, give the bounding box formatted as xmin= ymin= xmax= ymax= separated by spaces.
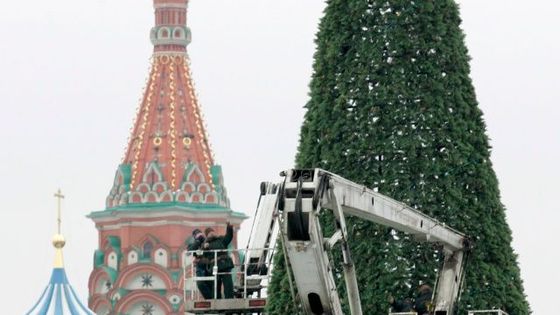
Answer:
xmin=319 ymin=169 xmax=466 ymax=251
xmin=281 ymin=169 xmax=468 ymax=315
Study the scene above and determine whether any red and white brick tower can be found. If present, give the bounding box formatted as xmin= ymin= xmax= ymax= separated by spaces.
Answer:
xmin=87 ymin=1 xmax=246 ymax=314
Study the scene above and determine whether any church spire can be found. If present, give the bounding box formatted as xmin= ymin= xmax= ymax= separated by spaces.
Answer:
xmin=106 ymin=0 xmax=229 ymax=209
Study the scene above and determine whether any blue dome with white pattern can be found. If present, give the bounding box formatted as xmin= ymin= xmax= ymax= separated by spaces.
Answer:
xmin=25 ymin=267 xmax=94 ymax=315
xmin=26 ymin=229 xmax=94 ymax=315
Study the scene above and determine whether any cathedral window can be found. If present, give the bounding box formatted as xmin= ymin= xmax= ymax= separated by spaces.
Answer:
xmin=108 ymin=251 xmax=118 ymax=270
xmin=143 ymin=241 xmax=154 ymax=259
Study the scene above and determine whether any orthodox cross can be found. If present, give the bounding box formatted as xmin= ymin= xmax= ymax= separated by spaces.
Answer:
xmin=54 ymin=189 xmax=65 ymax=234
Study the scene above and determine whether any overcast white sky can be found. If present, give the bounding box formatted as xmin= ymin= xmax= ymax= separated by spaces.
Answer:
xmin=0 ymin=0 xmax=558 ymax=314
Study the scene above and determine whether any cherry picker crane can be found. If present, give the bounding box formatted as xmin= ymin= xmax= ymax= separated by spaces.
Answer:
xmin=185 ymin=168 xmax=473 ymax=315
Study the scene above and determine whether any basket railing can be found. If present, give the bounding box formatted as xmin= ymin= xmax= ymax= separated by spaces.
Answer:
xmin=183 ymin=247 xmax=274 ymax=303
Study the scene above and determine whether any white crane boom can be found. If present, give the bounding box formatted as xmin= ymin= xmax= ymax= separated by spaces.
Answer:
xmin=320 ymin=170 xmax=465 ymax=250
xmin=278 ymin=169 xmax=468 ymax=315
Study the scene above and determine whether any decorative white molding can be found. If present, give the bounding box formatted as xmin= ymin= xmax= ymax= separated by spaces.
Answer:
xmin=128 ymin=250 xmax=138 ymax=265
xmin=98 ymin=220 xmax=217 ymax=231
xmin=92 ymin=207 xmax=241 ymax=222
xmin=95 ymin=276 xmax=111 ymax=295
xmin=154 ymin=248 xmax=168 ymax=268
xmin=124 ymin=273 xmax=167 ymax=290
xmin=127 ymin=301 xmax=165 ymax=315
xmin=154 ymin=3 xmax=187 ymax=9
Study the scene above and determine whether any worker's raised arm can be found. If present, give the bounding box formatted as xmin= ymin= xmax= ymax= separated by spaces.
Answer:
xmin=223 ymin=222 xmax=233 ymax=246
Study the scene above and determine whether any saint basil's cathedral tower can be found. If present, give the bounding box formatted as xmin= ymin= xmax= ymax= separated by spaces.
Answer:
xmin=87 ymin=1 xmax=246 ymax=314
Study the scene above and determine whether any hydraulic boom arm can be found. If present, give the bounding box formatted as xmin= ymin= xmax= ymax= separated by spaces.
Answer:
xmin=278 ymin=169 xmax=468 ymax=315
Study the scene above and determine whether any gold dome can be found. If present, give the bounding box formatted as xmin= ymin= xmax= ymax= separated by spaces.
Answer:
xmin=52 ymin=234 xmax=66 ymax=249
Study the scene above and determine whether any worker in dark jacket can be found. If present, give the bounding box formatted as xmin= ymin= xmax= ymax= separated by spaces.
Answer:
xmin=413 ymin=284 xmax=433 ymax=315
xmin=389 ymin=296 xmax=413 ymax=312
xmin=188 ymin=229 xmax=214 ymax=299
xmin=389 ymin=284 xmax=433 ymax=314
xmin=203 ymin=222 xmax=235 ymax=299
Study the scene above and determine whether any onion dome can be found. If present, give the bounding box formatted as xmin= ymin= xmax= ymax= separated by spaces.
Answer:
xmin=25 ymin=191 xmax=94 ymax=315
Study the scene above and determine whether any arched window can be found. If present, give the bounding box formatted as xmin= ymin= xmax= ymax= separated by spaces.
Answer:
xmin=155 ymin=248 xmax=168 ymax=268
xmin=128 ymin=250 xmax=138 ymax=265
xmin=143 ymin=241 xmax=154 ymax=259
xmin=108 ymin=251 xmax=118 ymax=270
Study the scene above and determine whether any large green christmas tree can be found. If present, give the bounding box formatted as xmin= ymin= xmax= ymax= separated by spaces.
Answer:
xmin=267 ymin=0 xmax=529 ymax=314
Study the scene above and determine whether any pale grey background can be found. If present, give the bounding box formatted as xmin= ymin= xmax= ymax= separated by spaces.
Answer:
xmin=0 ymin=0 xmax=557 ymax=314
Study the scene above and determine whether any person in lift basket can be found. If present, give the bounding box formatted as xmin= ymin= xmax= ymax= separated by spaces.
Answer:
xmin=189 ymin=228 xmax=213 ymax=299
xmin=203 ymin=222 xmax=235 ymax=299
xmin=389 ymin=284 xmax=433 ymax=315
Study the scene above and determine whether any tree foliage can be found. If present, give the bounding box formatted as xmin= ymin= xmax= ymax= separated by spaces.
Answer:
xmin=268 ymin=0 xmax=529 ymax=314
